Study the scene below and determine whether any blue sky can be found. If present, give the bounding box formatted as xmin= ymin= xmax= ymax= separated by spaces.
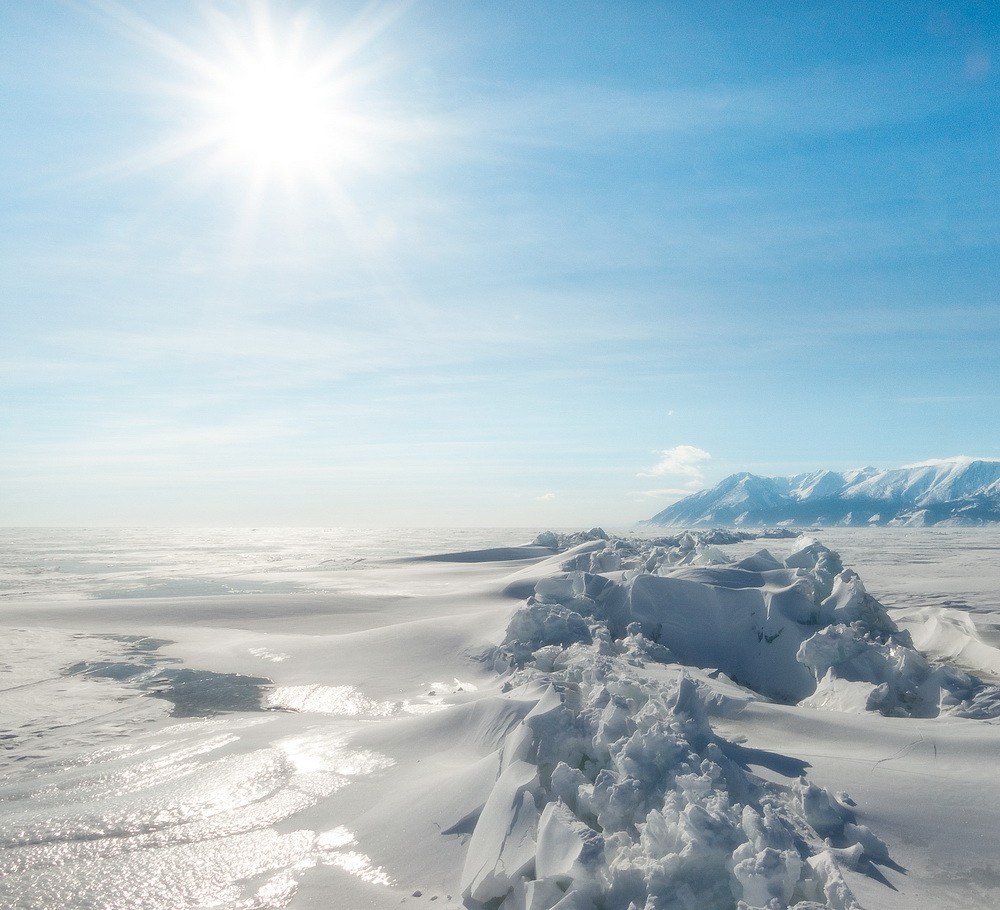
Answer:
xmin=2 ymin=1 xmax=999 ymax=526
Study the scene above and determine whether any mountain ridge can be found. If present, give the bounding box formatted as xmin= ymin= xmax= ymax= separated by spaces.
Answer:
xmin=650 ymin=457 xmax=1000 ymax=527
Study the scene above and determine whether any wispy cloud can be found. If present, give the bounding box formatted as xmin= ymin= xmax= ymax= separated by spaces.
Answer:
xmin=633 ymin=446 xmax=711 ymax=504
xmin=460 ymin=64 xmax=965 ymax=154
xmin=630 ymin=487 xmax=699 ymax=501
xmin=536 ymin=492 xmax=556 ymax=502
xmin=897 ymin=395 xmax=1000 ymax=405
xmin=902 ymin=455 xmax=1000 ymax=468
xmin=639 ymin=445 xmax=711 ymax=480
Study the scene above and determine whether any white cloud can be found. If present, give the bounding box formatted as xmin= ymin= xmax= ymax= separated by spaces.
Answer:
xmin=902 ymin=455 xmax=1000 ymax=468
xmin=639 ymin=445 xmax=711 ymax=480
xmin=630 ymin=488 xmax=698 ymax=501
xmin=537 ymin=492 xmax=556 ymax=501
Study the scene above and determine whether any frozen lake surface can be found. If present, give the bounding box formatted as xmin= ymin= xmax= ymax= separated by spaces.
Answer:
xmin=1 ymin=527 xmax=999 ymax=909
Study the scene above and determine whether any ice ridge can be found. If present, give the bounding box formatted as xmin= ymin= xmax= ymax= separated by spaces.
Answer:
xmin=460 ymin=531 xmax=1000 ymax=910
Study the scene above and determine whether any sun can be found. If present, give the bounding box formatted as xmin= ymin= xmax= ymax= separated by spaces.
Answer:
xmin=211 ymin=52 xmax=336 ymax=175
xmin=102 ymin=1 xmax=403 ymax=195
xmin=195 ymin=15 xmax=359 ymax=187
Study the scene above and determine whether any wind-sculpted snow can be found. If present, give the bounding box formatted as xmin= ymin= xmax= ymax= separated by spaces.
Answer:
xmin=460 ymin=530 xmax=1000 ymax=910
xmin=511 ymin=532 xmax=1000 ymax=720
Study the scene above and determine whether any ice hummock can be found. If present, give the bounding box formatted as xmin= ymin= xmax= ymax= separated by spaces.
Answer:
xmin=457 ymin=530 xmax=1000 ymax=910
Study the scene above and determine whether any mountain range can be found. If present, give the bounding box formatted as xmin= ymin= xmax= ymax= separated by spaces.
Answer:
xmin=649 ymin=457 xmax=1000 ymax=527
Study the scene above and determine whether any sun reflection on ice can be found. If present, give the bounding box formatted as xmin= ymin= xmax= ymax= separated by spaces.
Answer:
xmin=249 ymin=647 xmax=290 ymax=663
xmin=316 ymin=827 xmax=394 ymax=887
xmin=266 ymin=681 xmax=467 ymax=717
xmin=279 ymin=730 xmax=394 ymax=777
xmin=1 ymin=704 xmax=399 ymax=908
xmin=265 ymin=684 xmax=401 ymax=716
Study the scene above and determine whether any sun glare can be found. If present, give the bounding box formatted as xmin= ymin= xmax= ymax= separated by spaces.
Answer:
xmin=104 ymin=1 xmax=406 ymax=196
xmin=202 ymin=33 xmax=351 ymax=184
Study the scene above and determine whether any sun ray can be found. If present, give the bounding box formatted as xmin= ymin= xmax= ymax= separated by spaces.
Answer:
xmin=84 ymin=0 xmax=412 ymax=196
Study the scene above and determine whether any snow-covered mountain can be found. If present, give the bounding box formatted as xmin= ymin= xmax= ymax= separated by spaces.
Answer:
xmin=650 ymin=457 xmax=1000 ymax=527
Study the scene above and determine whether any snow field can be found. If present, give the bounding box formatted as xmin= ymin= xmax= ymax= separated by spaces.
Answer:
xmin=3 ymin=527 xmax=1000 ymax=909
